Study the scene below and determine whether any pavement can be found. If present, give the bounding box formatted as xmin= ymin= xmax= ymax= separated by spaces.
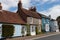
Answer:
xmin=35 ymin=33 xmax=60 ymax=40
xmin=25 ymin=32 xmax=60 ymax=40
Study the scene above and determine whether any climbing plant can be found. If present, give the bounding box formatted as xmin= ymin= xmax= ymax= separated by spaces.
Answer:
xmin=35 ymin=26 xmax=39 ymax=35
xmin=2 ymin=24 xmax=14 ymax=38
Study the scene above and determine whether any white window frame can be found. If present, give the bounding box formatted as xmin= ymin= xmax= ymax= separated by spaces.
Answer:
xmin=30 ymin=25 xmax=35 ymax=32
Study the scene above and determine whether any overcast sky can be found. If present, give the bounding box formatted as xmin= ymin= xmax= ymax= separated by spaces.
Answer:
xmin=0 ymin=0 xmax=60 ymax=19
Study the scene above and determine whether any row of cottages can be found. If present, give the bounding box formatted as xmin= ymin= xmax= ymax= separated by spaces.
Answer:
xmin=0 ymin=1 xmax=42 ymax=38
xmin=0 ymin=0 xmax=59 ymax=38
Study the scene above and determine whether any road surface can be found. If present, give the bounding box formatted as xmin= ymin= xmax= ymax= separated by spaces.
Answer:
xmin=35 ymin=34 xmax=60 ymax=40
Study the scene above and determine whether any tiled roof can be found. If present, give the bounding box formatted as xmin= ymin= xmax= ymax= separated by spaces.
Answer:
xmin=21 ymin=8 xmax=41 ymax=19
xmin=0 ymin=10 xmax=25 ymax=24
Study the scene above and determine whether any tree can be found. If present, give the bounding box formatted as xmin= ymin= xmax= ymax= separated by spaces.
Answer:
xmin=56 ymin=16 xmax=60 ymax=31
xmin=56 ymin=16 xmax=60 ymax=20
xmin=2 ymin=24 xmax=14 ymax=38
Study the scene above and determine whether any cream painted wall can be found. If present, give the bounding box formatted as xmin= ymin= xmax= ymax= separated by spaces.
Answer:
xmin=27 ymin=17 xmax=42 ymax=35
xmin=33 ymin=18 xmax=39 ymax=24
xmin=27 ymin=17 xmax=33 ymax=24
xmin=38 ymin=24 xmax=42 ymax=32
xmin=27 ymin=17 xmax=42 ymax=25
xmin=39 ymin=19 xmax=42 ymax=24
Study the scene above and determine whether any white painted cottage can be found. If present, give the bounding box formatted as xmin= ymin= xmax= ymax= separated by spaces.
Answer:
xmin=0 ymin=2 xmax=26 ymax=38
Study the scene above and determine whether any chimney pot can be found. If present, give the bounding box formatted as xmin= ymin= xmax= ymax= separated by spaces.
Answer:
xmin=29 ymin=6 xmax=36 ymax=12
xmin=0 ymin=3 xmax=2 ymax=10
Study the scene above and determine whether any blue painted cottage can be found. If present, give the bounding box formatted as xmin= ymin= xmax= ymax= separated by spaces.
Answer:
xmin=41 ymin=14 xmax=50 ymax=32
xmin=38 ymin=13 xmax=50 ymax=32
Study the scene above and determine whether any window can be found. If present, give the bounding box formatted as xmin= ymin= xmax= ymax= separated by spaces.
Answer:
xmin=0 ymin=27 xmax=2 ymax=34
xmin=22 ymin=26 xmax=26 ymax=31
xmin=27 ymin=17 xmax=33 ymax=24
xmin=31 ymin=25 xmax=35 ymax=32
xmin=30 ymin=17 xmax=33 ymax=24
xmin=22 ymin=26 xmax=24 ymax=30
xmin=32 ymin=26 xmax=34 ymax=32
xmin=44 ymin=20 xmax=45 ymax=23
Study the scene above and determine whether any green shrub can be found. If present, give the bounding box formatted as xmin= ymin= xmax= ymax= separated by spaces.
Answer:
xmin=26 ymin=24 xmax=31 ymax=36
xmin=35 ymin=26 xmax=44 ymax=35
xmin=35 ymin=27 xmax=39 ymax=35
xmin=41 ymin=30 xmax=46 ymax=33
xmin=2 ymin=24 xmax=14 ymax=38
xmin=21 ymin=26 xmax=25 ymax=37
xmin=38 ymin=32 xmax=44 ymax=34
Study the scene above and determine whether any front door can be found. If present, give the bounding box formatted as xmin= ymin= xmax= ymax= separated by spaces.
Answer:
xmin=30 ymin=25 xmax=36 ymax=35
xmin=45 ymin=24 xmax=50 ymax=32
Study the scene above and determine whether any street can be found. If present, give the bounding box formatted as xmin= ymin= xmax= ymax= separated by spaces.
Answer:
xmin=35 ymin=34 xmax=60 ymax=40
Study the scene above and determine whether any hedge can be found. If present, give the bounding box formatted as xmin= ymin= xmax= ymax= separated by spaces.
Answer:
xmin=2 ymin=24 xmax=14 ymax=38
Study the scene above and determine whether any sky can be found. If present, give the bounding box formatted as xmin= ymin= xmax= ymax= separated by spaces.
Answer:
xmin=0 ymin=0 xmax=60 ymax=19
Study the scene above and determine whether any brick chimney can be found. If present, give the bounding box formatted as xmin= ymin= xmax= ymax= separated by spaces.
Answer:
xmin=18 ymin=0 xmax=22 ymax=9
xmin=17 ymin=0 xmax=27 ymax=22
xmin=0 ymin=3 xmax=2 ymax=10
xmin=17 ymin=0 xmax=22 ymax=13
xmin=29 ymin=6 xmax=36 ymax=12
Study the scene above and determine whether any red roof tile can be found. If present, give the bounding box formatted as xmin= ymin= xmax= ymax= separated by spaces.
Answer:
xmin=21 ymin=8 xmax=41 ymax=19
xmin=0 ymin=10 xmax=25 ymax=24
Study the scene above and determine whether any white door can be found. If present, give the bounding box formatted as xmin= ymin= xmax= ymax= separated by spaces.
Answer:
xmin=45 ymin=24 xmax=50 ymax=32
xmin=30 ymin=25 xmax=36 ymax=35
